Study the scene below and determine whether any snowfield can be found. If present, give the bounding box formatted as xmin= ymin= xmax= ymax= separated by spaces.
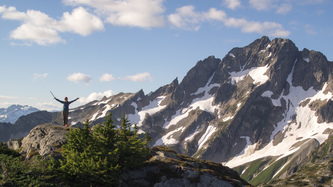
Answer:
xmin=230 ymin=65 xmax=269 ymax=85
xmin=156 ymin=74 xmax=221 ymax=146
xmin=128 ymin=96 xmax=166 ymax=127
xmin=226 ymin=64 xmax=333 ymax=169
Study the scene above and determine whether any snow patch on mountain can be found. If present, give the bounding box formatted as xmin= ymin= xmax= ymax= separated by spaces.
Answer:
xmin=164 ymin=74 xmax=220 ymax=129
xmin=226 ymin=75 xmax=333 ymax=169
xmin=229 ymin=53 xmax=235 ymax=58
xmin=128 ymin=96 xmax=166 ymax=127
xmin=90 ymin=104 xmax=116 ymax=121
xmin=198 ymin=125 xmax=217 ymax=149
xmin=154 ymin=126 xmax=185 ymax=146
xmin=303 ymin=58 xmax=310 ymax=63
xmin=0 ymin=105 xmax=39 ymax=123
xmin=230 ymin=65 xmax=269 ymax=85
xmin=185 ymin=126 xmax=200 ymax=142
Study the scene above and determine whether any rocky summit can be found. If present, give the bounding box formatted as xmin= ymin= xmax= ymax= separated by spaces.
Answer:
xmin=7 ymin=123 xmax=251 ymax=187
xmin=2 ymin=36 xmax=333 ymax=185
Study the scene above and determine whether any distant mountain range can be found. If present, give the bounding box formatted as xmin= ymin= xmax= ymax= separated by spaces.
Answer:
xmin=1 ymin=36 xmax=333 ymax=185
xmin=0 ymin=104 xmax=39 ymax=123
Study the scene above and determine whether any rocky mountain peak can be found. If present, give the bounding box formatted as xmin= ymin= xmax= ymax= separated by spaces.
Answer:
xmin=2 ymin=36 xmax=333 ymax=185
xmin=0 ymin=104 xmax=39 ymax=124
xmin=172 ymin=55 xmax=220 ymax=104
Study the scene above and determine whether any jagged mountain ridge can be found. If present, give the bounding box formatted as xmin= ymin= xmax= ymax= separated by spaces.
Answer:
xmin=2 ymin=36 xmax=333 ymax=184
xmin=0 ymin=105 xmax=39 ymax=123
xmin=66 ymin=36 xmax=333 ymax=183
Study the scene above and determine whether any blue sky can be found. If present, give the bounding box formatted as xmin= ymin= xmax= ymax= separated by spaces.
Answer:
xmin=0 ymin=0 xmax=332 ymax=111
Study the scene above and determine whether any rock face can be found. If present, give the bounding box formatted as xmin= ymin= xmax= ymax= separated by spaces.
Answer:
xmin=121 ymin=146 xmax=251 ymax=187
xmin=19 ymin=124 xmax=68 ymax=159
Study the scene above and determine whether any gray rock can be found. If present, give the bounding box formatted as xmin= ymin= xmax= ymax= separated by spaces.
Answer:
xmin=19 ymin=123 xmax=68 ymax=158
xmin=120 ymin=146 xmax=249 ymax=187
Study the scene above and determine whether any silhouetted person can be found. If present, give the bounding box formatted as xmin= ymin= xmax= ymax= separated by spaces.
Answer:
xmin=54 ymin=96 xmax=79 ymax=126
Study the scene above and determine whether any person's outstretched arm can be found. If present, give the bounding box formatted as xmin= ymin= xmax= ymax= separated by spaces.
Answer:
xmin=69 ymin=98 xmax=79 ymax=104
xmin=54 ymin=97 xmax=64 ymax=104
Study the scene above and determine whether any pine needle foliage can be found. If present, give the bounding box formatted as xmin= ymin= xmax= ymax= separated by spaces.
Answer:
xmin=59 ymin=113 xmax=151 ymax=186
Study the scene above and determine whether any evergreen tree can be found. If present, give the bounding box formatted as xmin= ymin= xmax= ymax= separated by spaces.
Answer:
xmin=59 ymin=113 xmax=151 ymax=186
xmin=117 ymin=115 xmax=151 ymax=170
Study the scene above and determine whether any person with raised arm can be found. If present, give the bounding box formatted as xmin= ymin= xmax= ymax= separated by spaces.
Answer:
xmin=53 ymin=94 xmax=79 ymax=126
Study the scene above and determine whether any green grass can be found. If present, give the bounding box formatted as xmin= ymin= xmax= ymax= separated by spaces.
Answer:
xmin=250 ymin=156 xmax=290 ymax=185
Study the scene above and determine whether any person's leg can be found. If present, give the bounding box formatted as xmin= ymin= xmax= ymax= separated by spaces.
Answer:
xmin=62 ymin=111 xmax=65 ymax=125
xmin=62 ymin=111 xmax=69 ymax=126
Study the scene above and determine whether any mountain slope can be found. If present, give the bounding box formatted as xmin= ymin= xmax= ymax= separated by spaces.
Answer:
xmin=2 ymin=36 xmax=333 ymax=184
xmin=267 ymin=132 xmax=333 ymax=186
xmin=67 ymin=36 xmax=332 ymax=183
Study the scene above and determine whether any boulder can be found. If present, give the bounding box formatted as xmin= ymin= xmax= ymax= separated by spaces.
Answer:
xmin=19 ymin=123 xmax=68 ymax=159
xmin=120 ymin=146 xmax=251 ymax=187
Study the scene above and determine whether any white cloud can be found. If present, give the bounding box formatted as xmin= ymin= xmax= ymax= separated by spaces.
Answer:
xmin=225 ymin=18 xmax=290 ymax=37
xmin=0 ymin=5 xmax=104 ymax=45
xmin=56 ymin=7 xmax=104 ymax=36
xmin=276 ymin=3 xmax=292 ymax=14
xmin=35 ymin=102 xmax=61 ymax=111
xmin=223 ymin=0 xmax=241 ymax=10
xmin=305 ymin=24 xmax=317 ymax=35
xmin=0 ymin=95 xmax=18 ymax=99
xmin=168 ymin=6 xmax=202 ymax=30
xmin=10 ymin=23 xmax=66 ymax=46
xmin=120 ymin=72 xmax=153 ymax=82
xmin=67 ymin=72 xmax=92 ymax=85
xmin=33 ymin=73 xmax=48 ymax=81
xmin=99 ymin=73 xmax=115 ymax=82
xmin=79 ymin=90 xmax=115 ymax=104
xmin=168 ymin=6 xmax=290 ymax=37
xmin=249 ymin=0 xmax=273 ymax=11
xmin=204 ymin=8 xmax=227 ymax=22
xmin=249 ymin=0 xmax=292 ymax=14
xmin=63 ymin=0 xmax=165 ymax=28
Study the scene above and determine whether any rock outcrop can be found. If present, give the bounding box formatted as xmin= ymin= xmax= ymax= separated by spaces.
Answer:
xmin=121 ymin=146 xmax=251 ymax=187
xmin=18 ymin=123 xmax=68 ymax=159
xmin=7 ymin=123 xmax=251 ymax=187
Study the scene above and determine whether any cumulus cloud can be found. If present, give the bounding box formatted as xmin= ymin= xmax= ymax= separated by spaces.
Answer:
xmin=67 ymin=72 xmax=92 ymax=85
xmin=276 ymin=3 xmax=292 ymax=14
xmin=249 ymin=0 xmax=273 ymax=11
xmin=168 ymin=6 xmax=290 ymax=37
xmin=224 ymin=18 xmax=290 ymax=37
xmin=0 ymin=5 xmax=104 ymax=45
xmin=223 ymin=0 xmax=241 ymax=10
xmin=119 ymin=72 xmax=153 ymax=82
xmin=168 ymin=6 xmax=202 ymax=30
xmin=33 ymin=73 xmax=48 ymax=81
xmin=249 ymin=0 xmax=292 ymax=14
xmin=55 ymin=7 xmax=104 ymax=36
xmin=63 ymin=0 xmax=165 ymax=28
xmin=79 ymin=90 xmax=114 ymax=104
xmin=99 ymin=73 xmax=115 ymax=82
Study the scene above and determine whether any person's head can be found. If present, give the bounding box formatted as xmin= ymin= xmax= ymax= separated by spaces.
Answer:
xmin=65 ymin=97 xmax=68 ymax=101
